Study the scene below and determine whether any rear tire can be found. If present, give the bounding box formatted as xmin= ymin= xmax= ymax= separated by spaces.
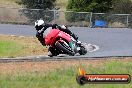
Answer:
xmin=55 ymin=41 xmax=75 ymax=56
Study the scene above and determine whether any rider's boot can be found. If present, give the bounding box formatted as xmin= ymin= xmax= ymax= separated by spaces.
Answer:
xmin=48 ymin=51 xmax=53 ymax=57
xmin=48 ymin=47 xmax=58 ymax=57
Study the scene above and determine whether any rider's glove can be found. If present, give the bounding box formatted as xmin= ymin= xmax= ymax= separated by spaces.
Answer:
xmin=36 ymin=32 xmax=46 ymax=46
xmin=52 ymin=24 xmax=59 ymax=29
xmin=71 ymin=33 xmax=78 ymax=40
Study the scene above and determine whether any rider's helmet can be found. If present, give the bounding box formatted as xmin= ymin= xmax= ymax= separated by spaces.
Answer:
xmin=35 ymin=19 xmax=45 ymax=31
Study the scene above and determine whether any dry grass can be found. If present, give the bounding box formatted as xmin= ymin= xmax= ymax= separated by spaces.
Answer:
xmin=109 ymin=22 xmax=126 ymax=28
xmin=0 ymin=58 xmax=131 ymax=88
xmin=0 ymin=58 xmax=131 ymax=75
xmin=0 ymin=0 xmax=68 ymax=9
xmin=0 ymin=0 xmax=20 ymax=8
xmin=0 ymin=34 xmax=48 ymax=57
xmin=56 ymin=0 xmax=68 ymax=10
xmin=0 ymin=0 xmax=68 ymax=24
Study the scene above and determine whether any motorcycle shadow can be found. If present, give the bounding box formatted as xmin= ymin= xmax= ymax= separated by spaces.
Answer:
xmin=57 ymin=53 xmax=81 ymax=57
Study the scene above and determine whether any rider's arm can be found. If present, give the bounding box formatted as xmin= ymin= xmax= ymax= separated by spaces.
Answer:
xmin=36 ymin=32 xmax=46 ymax=46
xmin=51 ymin=24 xmax=73 ymax=35
xmin=56 ymin=25 xmax=78 ymax=40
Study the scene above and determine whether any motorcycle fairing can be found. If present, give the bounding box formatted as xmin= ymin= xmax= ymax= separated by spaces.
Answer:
xmin=45 ymin=29 xmax=60 ymax=45
xmin=45 ymin=28 xmax=71 ymax=45
xmin=57 ymin=31 xmax=71 ymax=42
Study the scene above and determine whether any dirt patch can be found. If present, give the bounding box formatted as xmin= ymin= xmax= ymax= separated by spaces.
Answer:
xmin=0 ymin=57 xmax=131 ymax=74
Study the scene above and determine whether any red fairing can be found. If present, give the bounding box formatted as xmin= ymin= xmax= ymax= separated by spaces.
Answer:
xmin=57 ymin=31 xmax=71 ymax=42
xmin=45 ymin=29 xmax=60 ymax=45
xmin=45 ymin=28 xmax=71 ymax=45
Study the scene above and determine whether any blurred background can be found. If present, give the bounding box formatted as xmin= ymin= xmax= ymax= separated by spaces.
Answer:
xmin=0 ymin=0 xmax=131 ymax=28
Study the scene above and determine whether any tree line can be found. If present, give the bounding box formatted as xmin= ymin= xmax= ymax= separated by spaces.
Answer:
xmin=17 ymin=0 xmax=132 ymax=23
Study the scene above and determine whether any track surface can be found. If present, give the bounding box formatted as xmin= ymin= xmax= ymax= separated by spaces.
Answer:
xmin=0 ymin=24 xmax=132 ymax=58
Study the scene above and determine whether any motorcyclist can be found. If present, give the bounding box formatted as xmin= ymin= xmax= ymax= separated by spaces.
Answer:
xmin=35 ymin=19 xmax=78 ymax=57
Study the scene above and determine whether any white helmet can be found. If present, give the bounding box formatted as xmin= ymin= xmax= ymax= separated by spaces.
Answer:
xmin=35 ymin=19 xmax=45 ymax=27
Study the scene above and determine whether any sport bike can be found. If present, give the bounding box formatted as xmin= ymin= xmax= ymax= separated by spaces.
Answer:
xmin=44 ymin=27 xmax=87 ymax=57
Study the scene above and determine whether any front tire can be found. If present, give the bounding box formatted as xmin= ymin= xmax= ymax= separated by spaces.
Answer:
xmin=55 ymin=41 xmax=75 ymax=56
xmin=79 ymin=46 xmax=87 ymax=55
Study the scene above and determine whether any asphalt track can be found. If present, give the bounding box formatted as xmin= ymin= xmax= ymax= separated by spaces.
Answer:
xmin=0 ymin=24 xmax=132 ymax=58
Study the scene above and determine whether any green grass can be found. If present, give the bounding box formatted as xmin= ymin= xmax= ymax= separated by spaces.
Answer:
xmin=0 ymin=41 xmax=24 ymax=58
xmin=0 ymin=60 xmax=131 ymax=88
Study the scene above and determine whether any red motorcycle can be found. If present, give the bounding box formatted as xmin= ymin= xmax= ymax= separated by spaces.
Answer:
xmin=44 ymin=27 xmax=87 ymax=56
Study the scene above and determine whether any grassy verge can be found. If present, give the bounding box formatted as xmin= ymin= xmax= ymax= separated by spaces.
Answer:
xmin=0 ymin=59 xmax=131 ymax=88
xmin=0 ymin=35 xmax=47 ymax=58
xmin=0 ymin=41 xmax=24 ymax=57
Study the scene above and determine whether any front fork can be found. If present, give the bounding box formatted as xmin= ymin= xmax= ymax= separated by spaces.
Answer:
xmin=69 ymin=40 xmax=78 ymax=53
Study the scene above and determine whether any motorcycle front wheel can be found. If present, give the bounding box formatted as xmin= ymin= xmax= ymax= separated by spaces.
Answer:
xmin=55 ymin=41 xmax=75 ymax=56
xmin=79 ymin=46 xmax=87 ymax=55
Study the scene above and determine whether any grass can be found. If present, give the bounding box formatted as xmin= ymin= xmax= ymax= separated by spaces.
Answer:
xmin=0 ymin=0 xmax=20 ymax=8
xmin=56 ymin=0 xmax=68 ymax=10
xmin=0 ymin=59 xmax=131 ymax=88
xmin=0 ymin=41 xmax=24 ymax=58
xmin=0 ymin=35 xmax=47 ymax=58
